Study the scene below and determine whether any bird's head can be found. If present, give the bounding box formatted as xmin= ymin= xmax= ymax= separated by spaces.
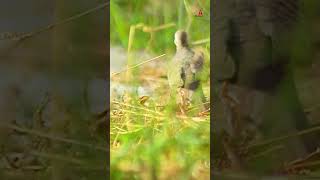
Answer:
xmin=174 ymin=30 xmax=189 ymax=49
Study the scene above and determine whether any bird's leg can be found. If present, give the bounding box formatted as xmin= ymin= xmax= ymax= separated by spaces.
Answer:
xmin=178 ymin=88 xmax=190 ymax=116
xmin=178 ymin=88 xmax=186 ymax=115
xmin=221 ymin=130 xmax=245 ymax=171
xmin=178 ymin=104 xmax=187 ymax=116
xmin=221 ymin=81 xmax=242 ymax=137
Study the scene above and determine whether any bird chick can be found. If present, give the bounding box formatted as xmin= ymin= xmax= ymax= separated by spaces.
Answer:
xmin=167 ymin=30 xmax=207 ymax=114
xmin=190 ymin=50 xmax=204 ymax=74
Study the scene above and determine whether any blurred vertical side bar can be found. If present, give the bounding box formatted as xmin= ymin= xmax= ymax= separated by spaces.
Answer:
xmin=106 ymin=0 xmax=111 ymax=177
xmin=0 ymin=1 xmax=109 ymax=179
xmin=0 ymin=1 xmax=55 ymax=179
xmin=52 ymin=1 xmax=109 ymax=179
xmin=210 ymin=0 xmax=214 ymax=179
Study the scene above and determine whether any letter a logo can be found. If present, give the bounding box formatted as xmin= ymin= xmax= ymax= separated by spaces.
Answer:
xmin=197 ymin=9 xmax=203 ymax=17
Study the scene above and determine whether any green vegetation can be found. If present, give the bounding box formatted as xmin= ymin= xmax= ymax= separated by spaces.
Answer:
xmin=110 ymin=0 xmax=210 ymax=179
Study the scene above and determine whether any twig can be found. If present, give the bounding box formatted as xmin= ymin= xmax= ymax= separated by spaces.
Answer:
xmin=247 ymin=145 xmax=284 ymax=160
xmin=120 ymin=109 xmax=164 ymax=120
xmin=183 ymin=0 xmax=194 ymax=32
xmin=142 ymin=23 xmax=176 ymax=33
xmin=305 ymin=103 xmax=320 ymax=114
xmin=0 ymin=122 xmax=108 ymax=152
xmin=191 ymin=38 xmax=210 ymax=45
xmin=247 ymin=126 xmax=320 ymax=150
xmin=285 ymin=160 xmax=320 ymax=172
xmin=2 ymin=2 xmax=109 ymax=42
xmin=112 ymin=100 xmax=164 ymax=116
xmin=286 ymin=148 xmax=320 ymax=167
xmin=114 ymin=128 xmax=144 ymax=135
xmin=30 ymin=151 xmax=85 ymax=165
xmin=33 ymin=92 xmax=50 ymax=129
xmin=111 ymin=54 xmax=166 ymax=76
xmin=1 ymin=1 xmax=109 ymax=56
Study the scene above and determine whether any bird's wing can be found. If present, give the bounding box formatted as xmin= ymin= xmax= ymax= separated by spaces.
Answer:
xmin=190 ymin=50 xmax=204 ymax=74
xmin=167 ymin=54 xmax=184 ymax=89
xmin=180 ymin=49 xmax=202 ymax=90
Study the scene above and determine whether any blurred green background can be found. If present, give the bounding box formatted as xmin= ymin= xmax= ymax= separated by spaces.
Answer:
xmin=111 ymin=0 xmax=210 ymax=53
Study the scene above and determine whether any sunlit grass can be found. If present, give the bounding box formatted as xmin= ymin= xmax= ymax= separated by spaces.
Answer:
xmin=110 ymin=92 xmax=210 ymax=179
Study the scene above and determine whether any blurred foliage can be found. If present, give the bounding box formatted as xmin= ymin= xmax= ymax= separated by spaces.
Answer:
xmin=0 ymin=1 xmax=108 ymax=179
xmin=290 ymin=0 xmax=320 ymax=67
xmin=111 ymin=0 xmax=210 ymax=54
xmin=212 ymin=0 xmax=320 ymax=178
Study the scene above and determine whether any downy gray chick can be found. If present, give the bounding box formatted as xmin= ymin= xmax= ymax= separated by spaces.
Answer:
xmin=167 ymin=30 xmax=207 ymax=114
